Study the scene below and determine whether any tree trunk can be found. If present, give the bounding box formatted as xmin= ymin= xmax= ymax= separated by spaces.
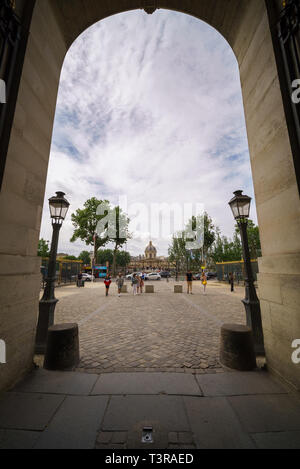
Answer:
xmin=112 ymin=244 xmax=118 ymax=277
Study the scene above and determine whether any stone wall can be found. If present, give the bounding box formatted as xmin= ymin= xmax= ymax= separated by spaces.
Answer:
xmin=0 ymin=0 xmax=67 ymax=390
xmin=0 ymin=0 xmax=299 ymax=391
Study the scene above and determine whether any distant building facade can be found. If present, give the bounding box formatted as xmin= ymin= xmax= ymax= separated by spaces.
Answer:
xmin=129 ymin=241 xmax=174 ymax=272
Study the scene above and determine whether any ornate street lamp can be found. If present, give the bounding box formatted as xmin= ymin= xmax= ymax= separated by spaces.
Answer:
xmin=35 ymin=192 xmax=70 ymax=354
xmin=229 ymin=190 xmax=265 ymax=355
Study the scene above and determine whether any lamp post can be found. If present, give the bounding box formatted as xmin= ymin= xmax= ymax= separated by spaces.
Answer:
xmin=228 ymin=190 xmax=265 ymax=355
xmin=35 ymin=192 xmax=70 ymax=354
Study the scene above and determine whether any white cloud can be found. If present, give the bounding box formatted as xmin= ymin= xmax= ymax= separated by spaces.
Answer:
xmin=40 ymin=9 xmax=257 ymax=257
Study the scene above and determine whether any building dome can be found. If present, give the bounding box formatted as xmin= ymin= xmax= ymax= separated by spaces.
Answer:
xmin=145 ymin=241 xmax=157 ymax=259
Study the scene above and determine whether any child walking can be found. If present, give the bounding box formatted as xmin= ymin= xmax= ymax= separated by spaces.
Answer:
xmin=104 ymin=275 xmax=111 ymax=296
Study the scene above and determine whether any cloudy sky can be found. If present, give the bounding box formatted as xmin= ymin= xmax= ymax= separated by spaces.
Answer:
xmin=40 ymin=9 xmax=256 ymax=257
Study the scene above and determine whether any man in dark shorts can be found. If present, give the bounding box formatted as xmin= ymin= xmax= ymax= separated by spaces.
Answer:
xmin=186 ymin=270 xmax=193 ymax=294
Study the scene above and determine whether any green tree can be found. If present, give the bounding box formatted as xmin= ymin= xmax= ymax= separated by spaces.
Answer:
xmin=189 ymin=212 xmax=215 ymax=260
xmin=78 ymin=251 xmax=91 ymax=265
xmin=70 ymin=198 xmax=131 ymax=275
xmin=169 ymin=212 xmax=216 ymax=271
xmin=70 ymin=197 xmax=110 ymax=250
xmin=97 ymin=249 xmax=114 ymax=266
xmin=116 ymin=250 xmax=131 ymax=268
xmin=109 ymin=206 xmax=131 ymax=276
xmin=62 ymin=255 xmax=78 ymax=260
xmin=235 ymin=219 xmax=261 ymax=259
xmin=38 ymin=239 xmax=50 ymax=257
xmin=168 ymin=232 xmax=188 ymax=272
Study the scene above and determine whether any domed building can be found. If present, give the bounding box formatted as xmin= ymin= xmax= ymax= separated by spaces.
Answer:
xmin=145 ymin=241 xmax=157 ymax=260
xmin=129 ymin=241 xmax=174 ymax=272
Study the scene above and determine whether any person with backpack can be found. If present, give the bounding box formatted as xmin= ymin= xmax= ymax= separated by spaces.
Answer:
xmin=104 ymin=275 xmax=112 ymax=297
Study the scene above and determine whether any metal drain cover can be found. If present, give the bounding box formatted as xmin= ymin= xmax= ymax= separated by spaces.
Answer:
xmin=142 ymin=426 xmax=153 ymax=443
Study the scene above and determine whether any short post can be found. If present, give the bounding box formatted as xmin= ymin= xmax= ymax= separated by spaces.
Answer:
xmin=44 ymin=323 xmax=80 ymax=371
xmin=220 ymin=323 xmax=256 ymax=371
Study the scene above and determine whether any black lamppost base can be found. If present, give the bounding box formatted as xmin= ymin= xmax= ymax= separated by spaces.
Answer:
xmin=242 ymin=298 xmax=265 ymax=356
xmin=35 ymin=298 xmax=58 ymax=355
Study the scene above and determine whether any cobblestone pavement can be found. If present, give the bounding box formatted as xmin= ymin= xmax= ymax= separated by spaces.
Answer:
xmin=53 ymin=280 xmax=247 ymax=373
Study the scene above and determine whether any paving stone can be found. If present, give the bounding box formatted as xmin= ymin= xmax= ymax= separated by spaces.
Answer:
xmin=34 ymin=396 xmax=108 ymax=449
xmin=53 ymin=281 xmax=246 ymax=372
xmin=15 ymin=369 xmax=98 ymax=395
xmin=228 ymin=395 xmax=300 ymax=433
xmin=251 ymin=431 xmax=300 ymax=449
xmin=178 ymin=432 xmax=194 ymax=444
xmin=168 ymin=432 xmax=178 ymax=443
xmin=96 ymin=431 xmax=112 ymax=444
xmin=184 ymin=396 xmax=254 ymax=449
xmin=92 ymin=372 xmax=201 ymax=396
xmin=111 ymin=431 xmax=128 ymax=443
xmin=0 ymin=393 xmax=64 ymax=431
xmin=0 ymin=430 xmax=40 ymax=449
xmin=196 ymin=371 xmax=287 ymax=397
xmin=102 ymin=395 xmax=190 ymax=431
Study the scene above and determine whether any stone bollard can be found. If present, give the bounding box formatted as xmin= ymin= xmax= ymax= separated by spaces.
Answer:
xmin=145 ymin=285 xmax=154 ymax=293
xmin=121 ymin=285 xmax=127 ymax=293
xmin=220 ymin=323 xmax=256 ymax=371
xmin=174 ymin=285 xmax=183 ymax=293
xmin=44 ymin=323 xmax=80 ymax=371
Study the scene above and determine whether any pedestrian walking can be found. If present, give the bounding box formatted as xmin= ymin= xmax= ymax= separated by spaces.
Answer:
xmin=139 ymin=274 xmax=144 ymax=294
xmin=132 ymin=273 xmax=138 ymax=295
xmin=201 ymin=271 xmax=207 ymax=294
xmin=186 ymin=270 xmax=193 ymax=294
xmin=116 ymin=272 xmax=124 ymax=297
xmin=229 ymin=272 xmax=234 ymax=292
xmin=77 ymin=272 xmax=83 ymax=288
xmin=104 ymin=275 xmax=111 ymax=297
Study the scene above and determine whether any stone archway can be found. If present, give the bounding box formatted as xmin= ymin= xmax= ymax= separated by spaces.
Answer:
xmin=0 ymin=0 xmax=299 ymax=391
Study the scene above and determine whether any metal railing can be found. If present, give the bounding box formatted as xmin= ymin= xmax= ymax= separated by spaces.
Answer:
xmin=277 ymin=0 xmax=300 ymax=192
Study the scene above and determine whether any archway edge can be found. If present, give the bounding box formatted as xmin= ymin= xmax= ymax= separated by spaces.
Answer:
xmin=54 ymin=0 xmax=255 ymax=63
xmin=1 ymin=0 xmax=300 ymax=393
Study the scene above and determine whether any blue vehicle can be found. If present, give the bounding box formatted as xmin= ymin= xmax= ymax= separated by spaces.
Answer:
xmin=94 ymin=266 xmax=107 ymax=278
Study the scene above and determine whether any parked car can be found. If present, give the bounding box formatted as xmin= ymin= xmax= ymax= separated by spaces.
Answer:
xmin=206 ymin=272 xmax=217 ymax=279
xmin=81 ymin=273 xmax=95 ymax=282
xmin=193 ymin=273 xmax=202 ymax=280
xmin=160 ymin=271 xmax=171 ymax=278
xmin=146 ymin=272 xmax=161 ymax=281
xmin=126 ymin=272 xmax=142 ymax=281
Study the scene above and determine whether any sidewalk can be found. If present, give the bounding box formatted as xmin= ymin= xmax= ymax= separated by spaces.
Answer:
xmin=0 ymin=368 xmax=300 ymax=449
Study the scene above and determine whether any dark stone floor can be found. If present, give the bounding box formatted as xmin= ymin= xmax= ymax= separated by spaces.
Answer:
xmin=0 ymin=368 xmax=300 ymax=449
